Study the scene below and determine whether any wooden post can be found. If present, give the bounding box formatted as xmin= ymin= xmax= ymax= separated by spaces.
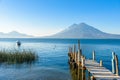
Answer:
xmin=68 ymin=47 xmax=71 ymax=62
xmin=75 ymin=52 xmax=76 ymax=62
xmin=100 ymin=60 xmax=103 ymax=67
xmin=91 ymin=76 xmax=94 ymax=80
xmin=69 ymin=47 xmax=71 ymax=53
xmin=73 ymin=44 xmax=76 ymax=54
xmin=70 ymin=47 xmax=72 ymax=57
xmin=68 ymin=47 xmax=71 ymax=57
xmin=78 ymin=40 xmax=81 ymax=64
xmin=77 ymin=49 xmax=80 ymax=66
xmin=73 ymin=44 xmax=76 ymax=61
xmin=82 ymin=67 xmax=84 ymax=80
xmin=88 ymin=72 xmax=91 ymax=80
xmin=81 ymin=66 xmax=86 ymax=80
xmin=81 ymin=55 xmax=83 ymax=63
xmin=78 ymin=40 xmax=80 ymax=50
xmin=71 ymin=47 xmax=74 ymax=62
xmin=76 ymin=51 xmax=78 ymax=63
xmin=115 ymin=55 xmax=119 ymax=76
xmin=80 ymin=49 xmax=82 ymax=62
xmin=93 ymin=51 xmax=95 ymax=61
xmin=69 ymin=47 xmax=70 ymax=53
xmin=77 ymin=65 xmax=80 ymax=80
xmin=112 ymin=52 xmax=115 ymax=74
xmin=84 ymin=56 xmax=86 ymax=59
xmin=82 ymin=57 xmax=85 ymax=67
xmin=68 ymin=47 xmax=70 ymax=60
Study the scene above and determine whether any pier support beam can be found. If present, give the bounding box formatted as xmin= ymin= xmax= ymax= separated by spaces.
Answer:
xmin=115 ymin=55 xmax=119 ymax=76
xmin=93 ymin=51 xmax=95 ymax=61
xmin=112 ymin=52 xmax=115 ymax=74
xmin=77 ymin=50 xmax=80 ymax=66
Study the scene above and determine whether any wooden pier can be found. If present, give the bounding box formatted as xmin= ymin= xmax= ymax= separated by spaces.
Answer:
xmin=68 ymin=40 xmax=120 ymax=80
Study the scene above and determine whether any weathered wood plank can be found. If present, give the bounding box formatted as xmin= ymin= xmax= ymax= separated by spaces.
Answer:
xmin=85 ymin=60 xmax=120 ymax=79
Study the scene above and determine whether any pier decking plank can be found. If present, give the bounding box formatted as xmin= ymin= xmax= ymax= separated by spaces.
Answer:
xmin=85 ymin=60 xmax=120 ymax=80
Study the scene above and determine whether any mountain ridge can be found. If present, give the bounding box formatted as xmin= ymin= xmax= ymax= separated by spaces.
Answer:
xmin=48 ymin=23 xmax=120 ymax=39
xmin=0 ymin=31 xmax=33 ymax=38
xmin=0 ymin=23 xmax=120 ymax=38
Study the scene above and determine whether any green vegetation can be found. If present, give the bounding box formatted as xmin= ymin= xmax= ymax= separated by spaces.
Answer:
xmin=0 ymin=49 xmax=38 ymax=64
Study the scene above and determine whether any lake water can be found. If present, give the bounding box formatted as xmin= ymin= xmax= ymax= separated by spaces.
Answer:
xmin=0 ymin=38 xmax=120 ymax=80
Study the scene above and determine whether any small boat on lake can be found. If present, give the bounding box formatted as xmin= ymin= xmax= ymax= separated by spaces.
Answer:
xmin=16 ymin=40 xmax=21 ymax=46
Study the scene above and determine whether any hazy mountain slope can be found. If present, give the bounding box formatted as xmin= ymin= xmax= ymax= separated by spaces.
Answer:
xmin=49 ymin=23 xmax=120 ymax=39
xmin=0 ymin=31 xmax=33 ymax=38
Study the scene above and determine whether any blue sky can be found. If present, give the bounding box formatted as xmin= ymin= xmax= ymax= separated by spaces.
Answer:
xmin=0 ymin=0 xmax=120 ymax=36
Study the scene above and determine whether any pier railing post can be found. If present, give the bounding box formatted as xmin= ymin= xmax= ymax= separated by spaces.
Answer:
xmin=100 ymin=60 xmax=103 ymax=67
xmin=93 ymin=51 xmax=95 ymax=61
xmin=112 ymin=52 xmax=115 ymax=74
xmin=115 ymin=54 xmax=119 ymax=76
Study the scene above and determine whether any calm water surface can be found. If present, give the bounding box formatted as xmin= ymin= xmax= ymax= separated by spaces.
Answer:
xmin=0 ymin=38 xmax=120 ymax=80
